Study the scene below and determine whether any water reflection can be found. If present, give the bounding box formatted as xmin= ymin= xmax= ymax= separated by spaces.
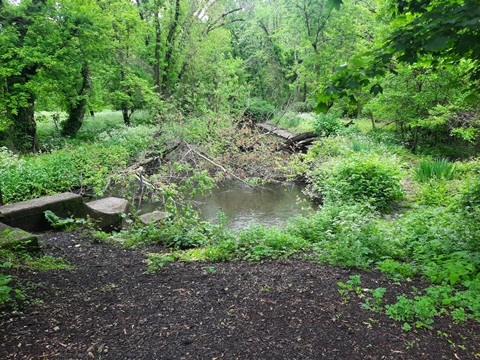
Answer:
xmin=194 ymin=181 xmax=314 ymax=229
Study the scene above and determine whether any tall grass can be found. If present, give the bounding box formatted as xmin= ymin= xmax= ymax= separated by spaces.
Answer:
xmin=414 ymin=158 xmax=456 ymax=182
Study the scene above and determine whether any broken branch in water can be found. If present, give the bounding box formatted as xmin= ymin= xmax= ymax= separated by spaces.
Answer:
xmin=182 ymin=140 xmax=272 ymax=190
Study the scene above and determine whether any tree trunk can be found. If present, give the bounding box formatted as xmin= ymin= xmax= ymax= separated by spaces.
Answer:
xmin=411 ymin=126 xmax=419 ymax=154
xmin=154 ymin=12 xmax=161 ymax=93
xmin=14 ymin=96 xmax=37 ymax=152
xmin=294 ymin=43 xmax=300 ymax=101
xmin=62 ymin=63 xmax=92 ymax=137
xmin=5 ymin=71 xmax=37 ymax=152
xmin=161 ymin=0 xmax=181 ymax=96
xmin=122 ymin=106 xmax=131 ymax=126
xmin=369 ymin=110 xmax=376 ymax=130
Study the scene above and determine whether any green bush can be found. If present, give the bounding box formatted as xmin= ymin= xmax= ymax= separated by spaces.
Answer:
xmin=313 ymin=112 xmax=343 ymax=137
xmin=192 ymin=223 xmax=309 ymax=262
xmin=243 ymin=98 xmax=275 ymax=123
xmin=0 ymin=272 xmax=13 ymax=308
xmin=308 ymin=154 xmax=404 ymax=212
xmin=288 ymin=204 xmax=398 ymax=268
xmin=391 ymin=206 xmax=480 ymax=260
xmin=0 ymin=149 xmax=78 ymax=203
xmin=460 ymin=175 xmax=480 ymax=219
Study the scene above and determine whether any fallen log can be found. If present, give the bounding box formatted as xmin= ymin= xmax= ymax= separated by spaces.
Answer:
xmin=256 ymin=123 xmax=296 ymax=140
xmin=285 ymin=131 xmax=317 ymax=146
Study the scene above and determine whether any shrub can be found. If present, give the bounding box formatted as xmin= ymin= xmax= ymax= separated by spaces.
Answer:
xmin=243 ymin=98 xmax=275 ymax=123
xmin=288 ymin=203 xmax=399 ymax=268
xmin=388 ymin=206 xmax=480 ymax=262
xmin=308 ymin=154 xmax=404 ymax=212
xmin=459 ymin=175 xmax=480 ymax=219
xmin=313 ymin=112 xmax=343 ymax=137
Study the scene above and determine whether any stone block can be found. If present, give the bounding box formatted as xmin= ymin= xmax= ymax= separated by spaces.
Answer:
xmin=138 ymin=211 xmax=168 ymax=225
xmin=0 ymin=193 xmax=85 ymax=232
xmin=85 ymin=197 xmax=129 ymax=230
xmin=0 ymin=222 xmax=39 ymax=252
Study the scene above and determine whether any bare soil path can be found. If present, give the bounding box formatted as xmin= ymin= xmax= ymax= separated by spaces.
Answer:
xmin=1 ymin=230 xmax=479 ymax=359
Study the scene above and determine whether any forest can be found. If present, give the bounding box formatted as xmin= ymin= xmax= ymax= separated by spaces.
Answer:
xmin=1 ymin=0 xmax=480 ymax=358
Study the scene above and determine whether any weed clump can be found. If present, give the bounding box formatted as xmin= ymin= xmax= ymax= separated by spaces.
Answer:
xmin=306 ymin=153 xmax=404 ymax=212
xmin=414 ymin=158 xmax=456 ymax=182
xmin=313 ymin=112 xmax=343 ymax=137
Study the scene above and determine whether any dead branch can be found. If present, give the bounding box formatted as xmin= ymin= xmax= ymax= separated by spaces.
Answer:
xmin=121 ymin=157 xmax=159 ymax=173
xmin=183 ymin=141 xmax=259 ymax=189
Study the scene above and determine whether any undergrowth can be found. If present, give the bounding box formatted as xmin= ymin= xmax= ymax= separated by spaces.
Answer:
xmin=122 ymin=125 xmax=480 ymax=329
xmin=2 ymin=109 xmax=480 ymax=330
xmin=1 ymin=116 xmax=159 ymax=203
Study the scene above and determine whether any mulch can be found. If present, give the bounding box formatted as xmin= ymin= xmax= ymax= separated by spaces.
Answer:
xmin=1 ymin=230 xmax=479 ymax=359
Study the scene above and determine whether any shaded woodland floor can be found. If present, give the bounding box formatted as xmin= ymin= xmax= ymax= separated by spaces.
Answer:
xmin=1 ymin=231 xmax=479 ymax=359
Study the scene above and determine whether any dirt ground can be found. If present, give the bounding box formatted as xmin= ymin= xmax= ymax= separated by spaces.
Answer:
xmin=1 ymin=230 xmax=479 ymax=359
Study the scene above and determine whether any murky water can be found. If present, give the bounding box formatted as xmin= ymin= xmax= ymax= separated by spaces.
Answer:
xmin=193 ymin=181 xmax=314 ymax=229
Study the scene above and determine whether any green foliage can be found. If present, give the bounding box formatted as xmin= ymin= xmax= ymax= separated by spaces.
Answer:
xmin=317 ymin=0 xmax=480 ymax=146
xmin=1 ymin=114 xmax=157 ymax=203
xmin=307 ymin=153 xmax=404 ymax=212
xmin=201 ymin=224 xmax=309 ymax=262
xmin=459 ymin=175 xmax=480 ymax=219
xmin=363 ymin=287 xmax=387 ymax=312
xmin=0 ymin=0 xmax=115 ymax=147
xmin=44 ymin=211 xmax=91 ymax=231
xmin=0 ymin=248 xmax=72 ymax=272
xmin=122 ymin=202 xmax=226 ymax=250
xmin=0 ymin=272 xmax=13 ymax=309
xmin=414 ymin=159 xmax=456 ymax=182
xmin=416 ymin=180 xmax=454 ymax=206
xmin=386 ymin=295 xmax=439 ymax=329
xmin=313 ymin=112 xmax=343 ymax=137
xmin=377 ymin=259 xmax=417 ymax=281
xmin=338 ymin=275 xmax=362 ymax=296
xmin=0 ymin=143 xmax=131 ymax=203
xmin=289 ymin=203 xmax=397 ymax=268
xmin=145 ymin=254 xmax=175 ymax=274
xmin=389 ymin=206 xmax=479 ymax=261
xmin=423 ymin=254 xmax=477 ymax=286
xmin=386 ymin=0 xmax=480 ymax=88
xmin=243 ymin=98 xmax=275 ymax=123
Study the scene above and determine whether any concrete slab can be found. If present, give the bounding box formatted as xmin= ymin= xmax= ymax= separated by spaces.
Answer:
xmin=0 ymin=193 xmax=85 ymax=232
xmin=0 ymin=222 xmax=39 ymax=251
xmin=138 ymin=211 xmax=168 ymax=225
xmin=85 ymin=197 xmax=129 ymax=230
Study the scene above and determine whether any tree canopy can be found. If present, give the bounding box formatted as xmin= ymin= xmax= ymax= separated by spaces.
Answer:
xmin=0 ymin=0 xmax=478 ymax=151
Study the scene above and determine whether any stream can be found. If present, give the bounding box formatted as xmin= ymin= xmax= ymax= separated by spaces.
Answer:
xmin=193 ymin=181 xmax=315 ymax=229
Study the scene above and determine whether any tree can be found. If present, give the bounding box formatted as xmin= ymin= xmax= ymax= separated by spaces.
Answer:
xmin=386 ymin=0 xmax=479 ymax=84
xmin=285 ymin=0 xmax=337 ymax=55
xmin=317 ymin=0 xmax=480 ymax=112
xmin=102 ymin=0 xmax=156 ymax=126
xmin=0 ymin=0 xmax=113 ymax=146
xmin=0 ymin=0 xmax=53 ymax=151
xmin=134 ymin=0 xmax=186 ymax=98
xmin=54 ymin=0 xmax=111 ymax=137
